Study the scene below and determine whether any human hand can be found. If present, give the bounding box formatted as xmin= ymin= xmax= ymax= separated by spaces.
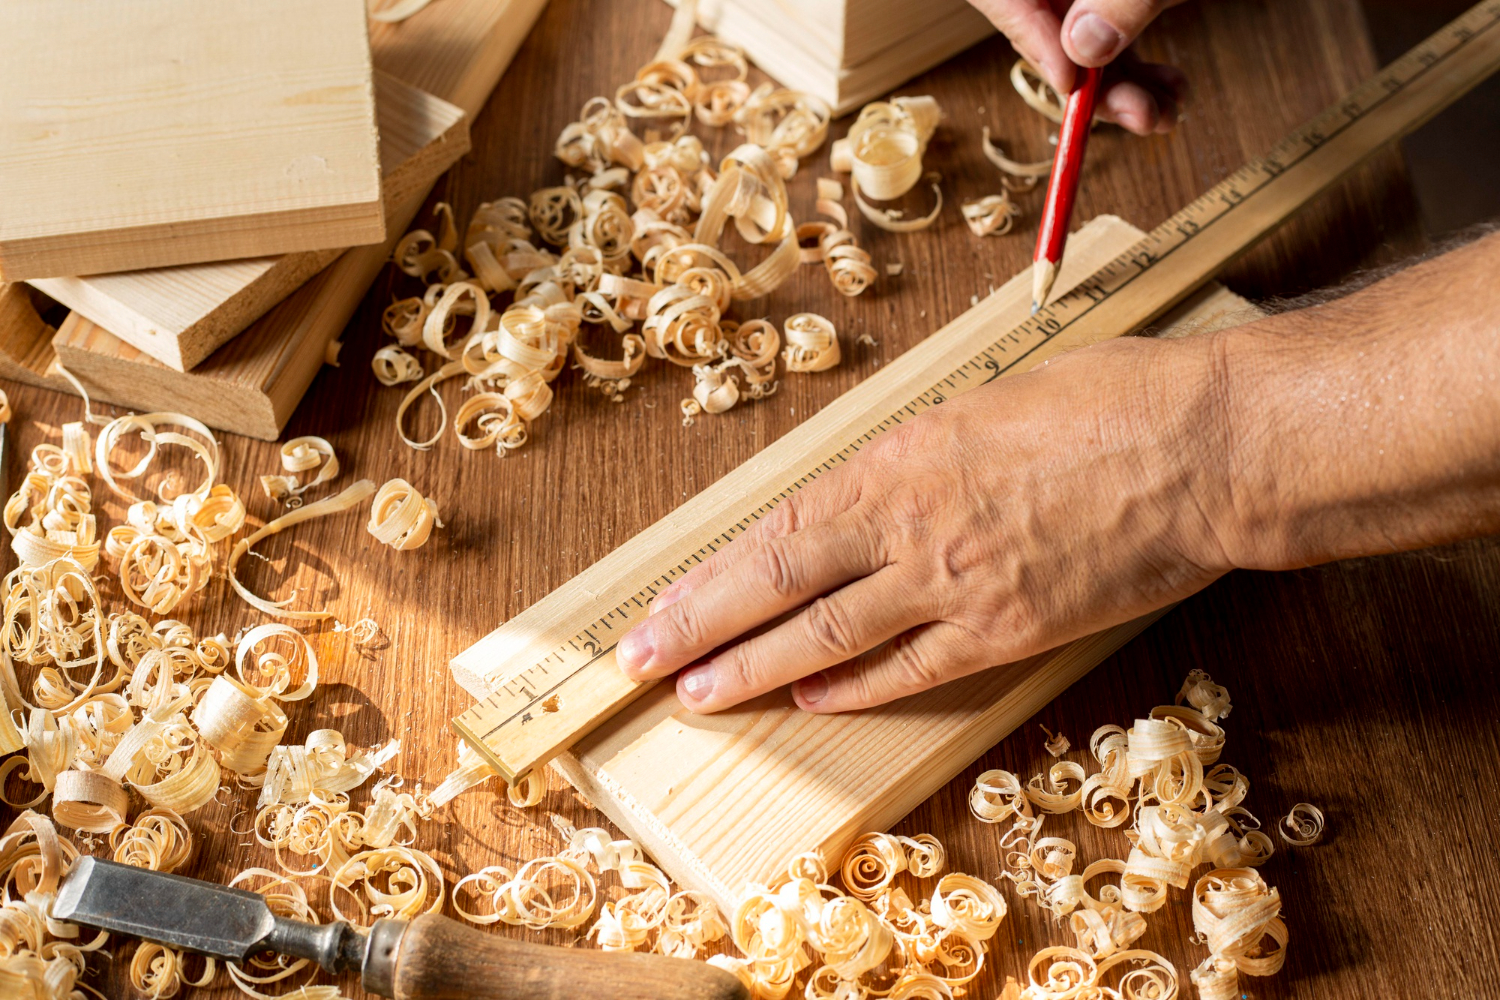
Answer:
xmin=616 ymin=335 xmax=1234 ymax=714
xmin=968 ymin=0 xmax=1190 ymax=135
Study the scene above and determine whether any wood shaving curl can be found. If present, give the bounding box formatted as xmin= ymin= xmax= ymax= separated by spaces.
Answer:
xmin=1011 ymin=60 xmax=1066 ymax=124
xmin=782 ymin=314 xmax=841 ymax=373
xmin=367 ymin=479 xmax=442 ymax=551
xmin=962 ymin=192 xmax=1022 ymax=237
xmin=1277 ymin=803 xmax=1325 ymax=846
xmin=228 ymin=480 xmax=375 ymax=621
xmin=258 ymin=729 xmax=401 ymax=809
xmin=981 ymin=126 xmax=1052 ymax=190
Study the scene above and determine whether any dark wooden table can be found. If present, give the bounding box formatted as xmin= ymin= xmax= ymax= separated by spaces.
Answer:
xmin=5 ymin=1 xmax=1498 ymax=997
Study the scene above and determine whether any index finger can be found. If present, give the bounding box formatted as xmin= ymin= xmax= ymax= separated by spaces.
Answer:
xmin=645 ymin=456 xmax=864 ymax=617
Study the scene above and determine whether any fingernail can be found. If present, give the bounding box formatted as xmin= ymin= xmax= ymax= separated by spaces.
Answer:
xmin=1069 ymin=13 xmax=1122 ymax=63
xmin=618 ymin=624 xmax=654 ymax=673
xmin=680 ymin=663 xmax=714 ymax=703
xmin=650 ymin=585 xmax=683 ymax=615
xmin=796 ymin=671 xmax=829 ymax=706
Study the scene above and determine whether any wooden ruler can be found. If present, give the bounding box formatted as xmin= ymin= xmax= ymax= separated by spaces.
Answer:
xmin=452 ymin=1 xmax=1500 ymax=783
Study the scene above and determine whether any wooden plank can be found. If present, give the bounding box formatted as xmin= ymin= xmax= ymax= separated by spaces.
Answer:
xmin=0 ymin=0 xmax=385 ymax=281
xmin=0 ymin=284 xmax=65 ymax=391
xmin=30 ymin=72 xmax=468 ymax=373
xmin=539 ymin=220 xmax=1265 ymax=912
xmin=33 ymin=0 xmax=550 ymax=439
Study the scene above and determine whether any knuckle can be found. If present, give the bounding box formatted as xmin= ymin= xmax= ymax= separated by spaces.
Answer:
xmin=805 ymin=597 xmax=861 ymax=660
xmin=888 ymin=482 xmax=944 ymax=544
xmin=753 ymin=537 xmax=801 ymax=599
xmin=716 ymin=646 xmax=767 ymax=697
xmin=762 ymin=495 xmax=804 ymax=539
xmin=889 ymin=635 xmax=946 ymax=692
xmin=659 ymin=601 xmax=711 ymax=653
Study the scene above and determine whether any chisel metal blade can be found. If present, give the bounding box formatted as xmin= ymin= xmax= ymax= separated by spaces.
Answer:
xmin=53 ymin=857 xmax=278 ymax=963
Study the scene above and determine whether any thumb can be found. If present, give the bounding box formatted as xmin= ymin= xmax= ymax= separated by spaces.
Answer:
xmin=1060 ymin=0 xmax=1182 ymax=67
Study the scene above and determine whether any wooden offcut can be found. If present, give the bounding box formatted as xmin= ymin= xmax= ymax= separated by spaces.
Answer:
xmin=458 ymin=217 xmax=1262 ymax=910
xmin=669 ymin=0 xmax=995 ymax=114
xmin=36 ymin=0 xmax=551 ymax=439
xmin=30 ymin=73 xmax=468 ymax=373
xmin=0 ymin=0 xmax=386 ymax=281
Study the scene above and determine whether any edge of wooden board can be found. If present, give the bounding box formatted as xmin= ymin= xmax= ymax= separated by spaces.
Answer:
xmin=50 ymin=183 xmax=432 ymax=441
xmin=29 ymin=72 xmax=468 ymax=372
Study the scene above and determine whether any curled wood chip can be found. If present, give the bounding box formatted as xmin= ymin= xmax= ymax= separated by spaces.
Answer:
xmin=228 ymin=480 xmax=376 ymax=620
xmin=734 ymin=85 xmax=831 ymax=178
xmin=258 ymin=730 xmax=400 ymax=809
xmin=368 ymin=479 xmax=442 ymax=551
xmin=111 ymin=807 xmax=195 ymax=873
xmin=782 ymin=313 xmax=841 ymax=373
xmin=981 ymin=126 xmax=1052 ymax=190
xmin=0 ymin=389 xmax=9 ymax=423
xmin=1041 ymin=724 xmax=1071 ymax=757
xmin=1011 ymin=60 xmax=1066 ymax=124
xmin=1177 ymin=668 xmax=1233 ymax=721
xmin=93 ymin=412 xmax=221 ymax=505
xmin=962 ymin=193 xmax=1021 ymax=237
xmin=854 ymin=172 xmax=944 ymax=234
xmin=371 ymin=344 xmax=425 ymax=386
xmin=259 ymin=437 xmax=339 ymax=507
xmin=51 ymin=769 xmax=128 ymax=834
xmin=1277 ymin=803 xmax=1325 ymax=846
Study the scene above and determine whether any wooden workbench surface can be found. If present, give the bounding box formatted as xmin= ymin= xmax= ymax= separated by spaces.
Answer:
xmin=6 ymin=1 xmax=1498 ymax=997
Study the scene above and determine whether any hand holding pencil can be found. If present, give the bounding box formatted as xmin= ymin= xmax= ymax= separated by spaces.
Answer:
xmin=1031 ymin=63 xmax=1104 ymax=313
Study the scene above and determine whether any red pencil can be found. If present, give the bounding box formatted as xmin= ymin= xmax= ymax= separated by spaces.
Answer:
xmin=1032 ymin=65 xmax=1105 ymax=314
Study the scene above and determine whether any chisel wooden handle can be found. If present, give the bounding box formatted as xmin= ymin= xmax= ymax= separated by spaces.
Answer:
xmin=363 ymin=914 xmax=748 ymax=1000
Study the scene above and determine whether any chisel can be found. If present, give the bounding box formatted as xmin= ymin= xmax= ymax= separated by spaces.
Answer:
xmin=54 ymin=857 xmax=747 ymax=1000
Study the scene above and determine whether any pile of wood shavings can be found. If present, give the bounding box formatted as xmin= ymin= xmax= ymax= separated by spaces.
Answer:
xmin=373 ymin=5 xmax=912 ymax=444
xmin=971 ymin=669 xmax=1325 ymax=1000
xmin=0 ymin=408 xmax=472 ymax=1000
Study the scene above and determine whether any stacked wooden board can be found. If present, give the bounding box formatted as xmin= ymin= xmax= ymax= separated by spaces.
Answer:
xmin=33 ymin=72 xmax=468 ymax=373
xmin=0 ymin=0 xmax=386 ymax=281
xmin=452 ymin=216 xmax=1265 ymax=910
xmin=0 ymin=0 xmax=551 ymax=440
xmin=668 ymin=0 xmax=995 ymax=114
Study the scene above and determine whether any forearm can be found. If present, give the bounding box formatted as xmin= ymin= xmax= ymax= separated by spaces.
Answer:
xmin=1206 ymin=230 xmax=1500 ymax=570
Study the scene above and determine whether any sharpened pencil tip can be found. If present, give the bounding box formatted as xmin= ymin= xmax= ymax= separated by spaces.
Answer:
xmin=1030 ymin=301 xmax=1039 ymax=315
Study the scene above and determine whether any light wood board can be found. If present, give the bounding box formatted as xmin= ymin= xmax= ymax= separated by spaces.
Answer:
xmin=451 ymin=216 xmax=1263 ymax=909
xmin=0 ymin=0 xmax=385 ymax=281
xmin=670 ymin=0 xmax=994 ymax=114
xmin=33 ymin=0 xmax=552 ymax=440
xmin=30 ymin=72 xmax=468 ymax=373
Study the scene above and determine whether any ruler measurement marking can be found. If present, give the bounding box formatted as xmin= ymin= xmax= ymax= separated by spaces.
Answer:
xmin=453 ymin=4 xmax=1500 ymax=780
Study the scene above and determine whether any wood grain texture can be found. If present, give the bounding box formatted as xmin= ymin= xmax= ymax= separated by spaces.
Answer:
xmin=37 ymin=0 xmax=550 ymax=439
xmin=5 ymin=2 xmax=1494 ymax=1000
xmin=672 ymin=0 xmax=996 ymax=113
xmin=0 ymin=0 xmax=385 ymax=281
xmin=30 ymin=73 xmax=468 ymax=373
xmin=384 ymin=914 xmax=748 ymax=1000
